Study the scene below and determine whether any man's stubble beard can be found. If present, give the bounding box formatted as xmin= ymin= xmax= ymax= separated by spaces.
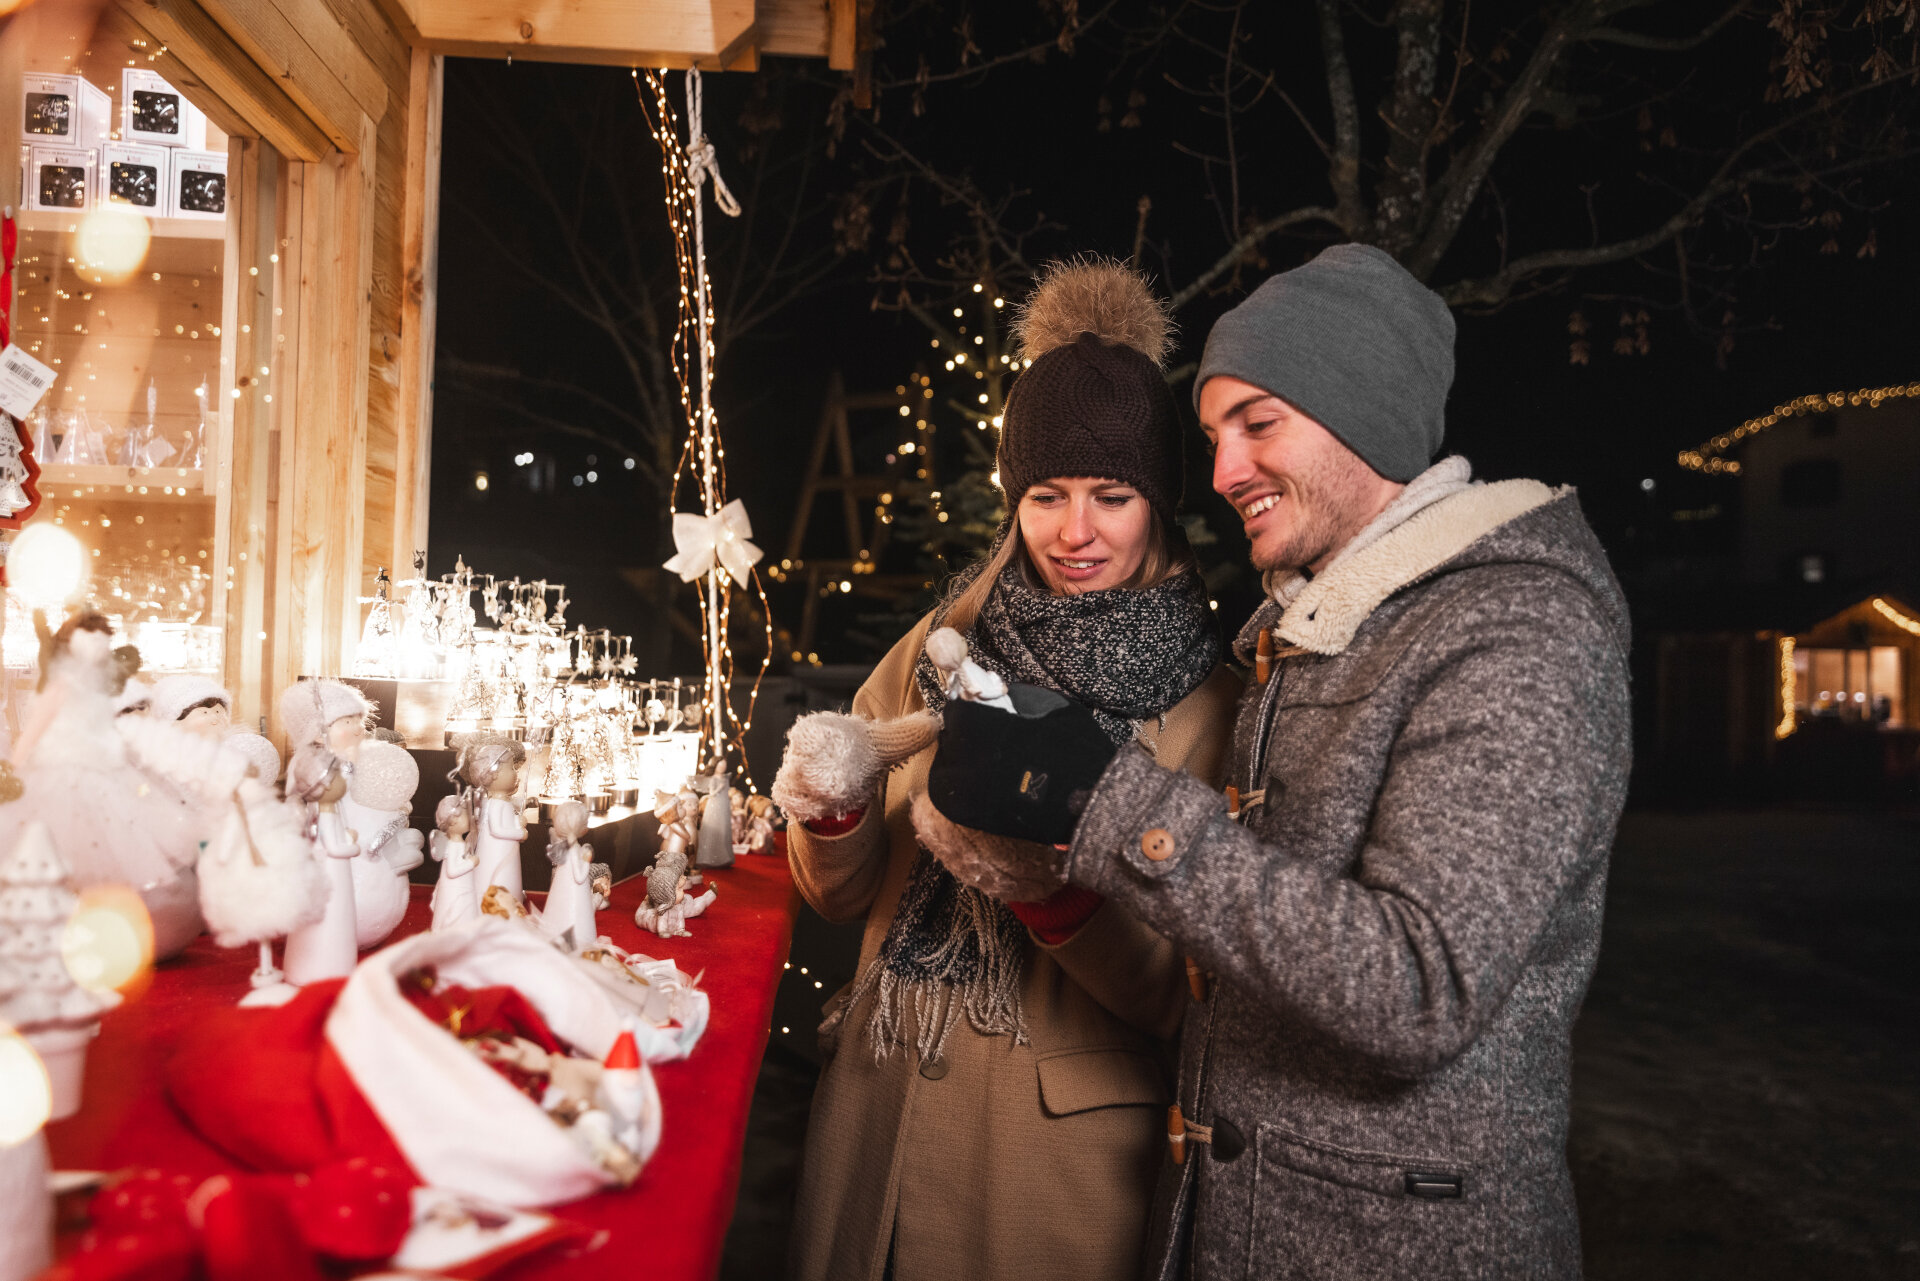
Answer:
xmin=1247 ymin=445 xmax=1384 ymax=576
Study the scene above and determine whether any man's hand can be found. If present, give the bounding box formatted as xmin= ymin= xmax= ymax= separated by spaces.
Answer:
xmin=925 ymin=683 xmax=1117 ymax=845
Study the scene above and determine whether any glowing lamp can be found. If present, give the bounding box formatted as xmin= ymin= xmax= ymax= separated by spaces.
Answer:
xmin=0 ymin=1027 xmax=52 ymax=1145
xmin=6 ymin=525 xmax=87 ymax=609
xmin=73 ymin=204 xmax=153 ymax=285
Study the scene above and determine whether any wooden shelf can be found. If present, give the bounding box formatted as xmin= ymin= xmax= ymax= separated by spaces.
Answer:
xmin=16 ymin=209 xmax=228 ymax=242
xmin=37 ymin=464 xmax=212 ymax=501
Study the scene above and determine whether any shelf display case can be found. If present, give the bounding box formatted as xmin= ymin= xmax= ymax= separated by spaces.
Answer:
xmin=6 ymin=53 xmax=232 ymax=692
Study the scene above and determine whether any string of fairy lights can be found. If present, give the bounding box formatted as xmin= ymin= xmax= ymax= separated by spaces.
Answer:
xmin=635 ymin=68 xmax=772 ymax=791
xmin=1678 ymin=381 xmax=1920 ymax=474
xmin=1773 ymin=599 xmax=1920 ymax=741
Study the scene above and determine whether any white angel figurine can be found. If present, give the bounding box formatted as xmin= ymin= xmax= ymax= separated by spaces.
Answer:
xmin=924 ymin=627 xmax=1014 ymax=710
xmin=428 ymin=794 xmax=479 ymax=932
xmin=339 ymin=739 xmax=418 ymax=950
xmin=539 ymin=799 xmax=596 ymax=948
xmin=280 ymin=745 xmax=360 ymax=986
xmin=632 ymin=851 xmax=716 ymax=939
xmin=461 ymin=741 xmax=527 ymax=903
xmin=277 ymin=678 xmax=373 ymax=765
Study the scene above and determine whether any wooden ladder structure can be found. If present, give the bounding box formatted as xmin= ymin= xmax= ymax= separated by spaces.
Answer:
xmin=782 ymin=370 xmax=929 ymax=657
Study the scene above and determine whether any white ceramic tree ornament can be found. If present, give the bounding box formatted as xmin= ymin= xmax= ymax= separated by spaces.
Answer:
xmin=0 ymin=822 xmax=120 ymax=1120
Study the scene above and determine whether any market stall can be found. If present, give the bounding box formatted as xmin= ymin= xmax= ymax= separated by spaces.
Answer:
xmin=0 ymin=3 xmax=863 ymax=1277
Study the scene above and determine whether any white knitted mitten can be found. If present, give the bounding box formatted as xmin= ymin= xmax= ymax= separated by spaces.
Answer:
xmin=772 ymin=710 xmax=937 ymax=824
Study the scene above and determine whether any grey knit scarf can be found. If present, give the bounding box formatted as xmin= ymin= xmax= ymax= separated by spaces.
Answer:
xmin=835 ymin=558 xmax=1217 ymax=1065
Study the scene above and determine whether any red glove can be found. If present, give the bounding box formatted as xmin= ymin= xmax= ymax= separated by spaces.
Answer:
xmin=1007 ymin=884 xmax=1105 ymax=945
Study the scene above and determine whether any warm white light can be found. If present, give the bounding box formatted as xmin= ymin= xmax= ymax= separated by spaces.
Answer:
xmin=74 ymin=205 xmax=152 ymax=284
xmin=61 ymin=884 xmax=152 ymax=993
xmin=474 ymin=472 xmax=490 ymax=492
xmin=0 ymin=1027 xmax=52 ymax=1143
xmin=7 ymin=524 xmax=87 ymax=608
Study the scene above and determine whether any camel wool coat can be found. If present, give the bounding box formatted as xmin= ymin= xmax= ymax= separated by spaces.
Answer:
xmin=788 ymin=611 xmax=1240 ymax=1281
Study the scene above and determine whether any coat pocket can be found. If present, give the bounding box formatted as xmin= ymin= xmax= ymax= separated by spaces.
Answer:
xmin=1035 ymin=1046 xmax=1167 ymax=1117
xmin=1243 ymin=1122 xmax=1487 ymax=1280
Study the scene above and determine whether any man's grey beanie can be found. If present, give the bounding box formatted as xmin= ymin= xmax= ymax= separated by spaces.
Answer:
xmin=1195 ymin=243 xmax=1454 ymax=482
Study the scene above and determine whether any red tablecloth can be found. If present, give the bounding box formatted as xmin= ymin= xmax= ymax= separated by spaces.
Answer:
xmin=46 ymin=855 xmax=798 ymax=1281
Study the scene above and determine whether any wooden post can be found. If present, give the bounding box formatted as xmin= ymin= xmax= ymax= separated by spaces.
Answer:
xmin=391 ymin=48 xmax=442 ymax=573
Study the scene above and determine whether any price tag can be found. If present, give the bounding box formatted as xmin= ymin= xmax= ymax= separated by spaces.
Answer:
xmin=0 ymin=344 xmax=56 ymax=419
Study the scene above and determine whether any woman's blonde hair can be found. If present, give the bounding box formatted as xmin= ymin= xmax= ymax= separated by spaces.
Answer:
xmin=940 ymin=498 xmax=1195 ymax=634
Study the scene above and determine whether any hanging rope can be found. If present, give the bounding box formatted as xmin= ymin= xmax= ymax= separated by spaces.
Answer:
xmin=638 ymin=68 xmax=773 ymax=790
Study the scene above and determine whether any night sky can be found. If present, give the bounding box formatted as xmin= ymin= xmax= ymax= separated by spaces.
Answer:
xmin=428 ymin=6 xmax=1920 ymax=669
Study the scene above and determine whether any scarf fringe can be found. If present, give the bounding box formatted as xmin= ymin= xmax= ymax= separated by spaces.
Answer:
xmin=827 ymin=890 xmax=1031 ymax=1066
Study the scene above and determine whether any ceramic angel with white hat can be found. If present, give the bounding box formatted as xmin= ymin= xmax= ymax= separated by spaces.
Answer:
xmin=147 ymin=673 xmax=280 ymax=783
xmin=277 ymin=678 xmax=373 ymax=765
xmin=279 ymin=744 xmax=360 ymax=986
xmin=427 ymin=794 xmax=480 ymax=932
xmin=459 ymin=740 xmax=527 ymax=904
xmin=539 ymin=798 xmax=596 ymax=949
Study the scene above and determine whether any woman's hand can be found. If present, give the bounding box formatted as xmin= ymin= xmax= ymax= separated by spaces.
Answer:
xmin=909 ymin=791 xmax=1070 ymax=901
xmin=772 ymin=710 xmax=937 ymax=824
xmin=926 ymin=684 xmax=1116 ymax=845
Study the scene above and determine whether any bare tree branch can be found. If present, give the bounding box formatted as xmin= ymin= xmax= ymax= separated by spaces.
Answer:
xmin=1584 ymin=0 xmax=1752 ymax=52
xmin=1316 ymin=0 xmax=1368 ymax=236
xmin=1169 ymin=205 xmax=1343 ymax=309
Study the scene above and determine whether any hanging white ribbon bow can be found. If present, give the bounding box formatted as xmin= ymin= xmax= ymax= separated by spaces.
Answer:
xmin=663 ymin=499 xmax=763 ymax=585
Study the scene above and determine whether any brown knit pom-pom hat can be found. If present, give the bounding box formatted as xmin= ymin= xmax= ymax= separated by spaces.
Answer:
xmin=998 ymin=258 xmax=1182 ymax=522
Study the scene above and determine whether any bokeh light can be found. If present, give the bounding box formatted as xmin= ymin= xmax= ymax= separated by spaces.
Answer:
xmin=61 ymin=884 xmax=154 ymax=994
xmin=6 ymin=524 xmax=87 ymax=610
xmin=73 ymin=204 xmax=153 ymax=285
xmin=0 ymin=1026 xmax=52 ymax=1145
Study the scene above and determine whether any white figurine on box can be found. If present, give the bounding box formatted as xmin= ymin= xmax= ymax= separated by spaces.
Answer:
xmin=460 ymin=741 xmax=527 ymax=904
xmin=280 ymin=745 xmax=359 ymax=986
xmin=539 ymin=799 xmax=596 ymax=949
xmin=428 ymin=794 xmax=479 ymax=932
xmin=340 ymin=739 xmax=419 ymax=950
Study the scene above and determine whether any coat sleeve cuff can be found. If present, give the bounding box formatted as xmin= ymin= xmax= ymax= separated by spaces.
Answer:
xmin=1069 ymin=743 xmax=1226 ymax=891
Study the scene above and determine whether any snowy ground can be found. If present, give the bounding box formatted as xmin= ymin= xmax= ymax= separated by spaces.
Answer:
xmin=722 ymin=806 xmax=1920 ymax=1278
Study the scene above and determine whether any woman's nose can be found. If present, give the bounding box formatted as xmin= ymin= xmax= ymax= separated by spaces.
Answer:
xmin=1061 ymin=498 xmax=1096 ymax=545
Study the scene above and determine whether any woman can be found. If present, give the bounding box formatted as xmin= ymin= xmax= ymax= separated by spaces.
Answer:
xmin=772 ymin=260 xmax=1240 ymax=1281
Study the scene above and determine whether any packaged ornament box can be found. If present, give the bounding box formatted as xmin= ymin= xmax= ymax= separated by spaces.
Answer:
xmin=27 ymin=144 xmax=94 ymax=213
xmin=168 ymin=149 xmax=228 ymax=220
xmin=100 ymin=142 xmax=168 ymax=211
xmin=120 ymin=67 xmax=208 ymax=150
xmin=20 ymin=72 xmax=110 ymax=149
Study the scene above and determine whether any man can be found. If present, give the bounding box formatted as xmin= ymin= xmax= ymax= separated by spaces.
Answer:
xmin=928 ymin=244 xmax=1631 ymax=1279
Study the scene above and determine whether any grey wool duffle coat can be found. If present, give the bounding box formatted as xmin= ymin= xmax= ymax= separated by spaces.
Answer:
xmin=788 ymin=611 xmax=1242 ymax=1281
xmin=1066 ymin=481 xmax=1632 ymax=1280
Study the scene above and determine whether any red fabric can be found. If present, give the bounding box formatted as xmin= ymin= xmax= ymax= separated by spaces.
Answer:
xmin=160 ymin=979 xmax=416 ymax=1179
xmin=1007 ymin=884 xmax=1106 ymax=945
xmin=48 ymin=857 xmax=799 ymax=1281
xmin=803 ymin=807 xmax=865 ymax=837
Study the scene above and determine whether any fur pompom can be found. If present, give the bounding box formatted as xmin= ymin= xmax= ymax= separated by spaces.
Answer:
xmin=909 ymin=790 xmax=1069 ymax=903
xmin=1013 ymin=257 xmax=1175 ymax=367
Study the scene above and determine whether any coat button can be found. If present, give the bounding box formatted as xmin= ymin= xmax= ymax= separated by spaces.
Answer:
xmin=919 ymin=1056 xmax=949 ymax=1080
xmin=1141 ymin=828 xmax=1175 ymax=861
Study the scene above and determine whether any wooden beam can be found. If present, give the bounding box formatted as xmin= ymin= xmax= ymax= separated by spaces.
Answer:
xmin=113 ymin=0 xmax=333 ymax=161
xmin=192 ymin=0 xmax=387 ymax=150
xmin=759 ymin=0 xmax=828 ymax=59
xmin=826 ymin=0 xmax=854 ymax=70
xmin=281 ymin=116 xmax=376 ymax=693
xmin=390 ymin=47 xmax=440 ymax=577
xmin=218 ymin=136 xmax=281 ymax=728
xmin=403 ymin=0 xmax=765 ymax=66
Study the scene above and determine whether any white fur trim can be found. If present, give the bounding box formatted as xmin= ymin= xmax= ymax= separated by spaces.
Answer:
xmin=1276 ymin=480 xmax=1561 ymax=655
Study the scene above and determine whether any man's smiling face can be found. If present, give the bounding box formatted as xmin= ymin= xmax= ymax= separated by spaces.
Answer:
xmin=1200 ymin=375 xmax=1403 ymax=576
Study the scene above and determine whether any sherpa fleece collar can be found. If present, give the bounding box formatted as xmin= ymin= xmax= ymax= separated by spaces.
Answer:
xmin=1270 ymin=478 xmax=1560 ymax=656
